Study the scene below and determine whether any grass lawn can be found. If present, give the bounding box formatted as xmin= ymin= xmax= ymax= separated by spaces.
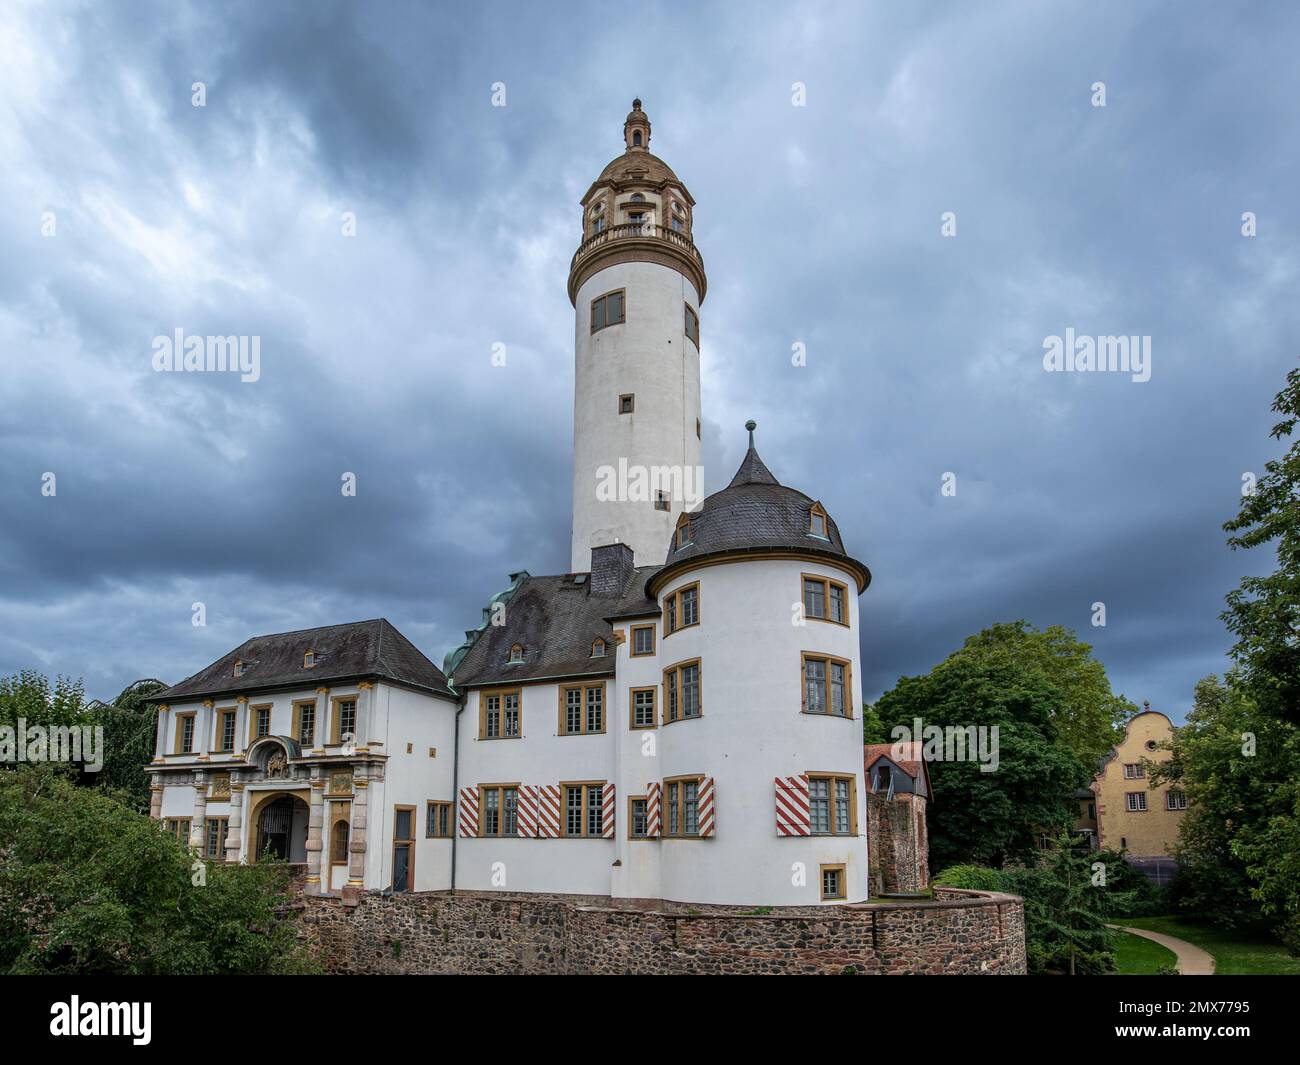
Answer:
xmin=1117 ymin=915 xmax=1300 ymax=976
xmin=1111 ymin=930 xmax=1177 ymax=975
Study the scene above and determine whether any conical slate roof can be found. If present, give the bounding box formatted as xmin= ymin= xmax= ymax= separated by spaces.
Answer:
xmin=651 ymin=431 xmax=871 ymax=594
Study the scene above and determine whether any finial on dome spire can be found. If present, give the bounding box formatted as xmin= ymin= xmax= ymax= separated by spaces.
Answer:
xmin=624 ymin=98 xmax=651 ymax=150
xmin=745 ymin=419 xmax=757 ymax=448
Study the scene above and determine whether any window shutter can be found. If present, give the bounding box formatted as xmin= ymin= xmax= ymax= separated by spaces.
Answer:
xmin=517 ymin=785 xmax=538 ymax=838
xmin=536 ymin=784 xmax=562 ymax=838
xmin=775 ymin=774 xmax=811 ymax=836
xmin=601 ymin=782 xmax=616 ymax=838
xmin=697 ymin=776 xmax=716 ymax=837
xmin=646 ymin=782 xmax=662 ymax=838
xmin=458 ymin=786 xmax=479 ymax=838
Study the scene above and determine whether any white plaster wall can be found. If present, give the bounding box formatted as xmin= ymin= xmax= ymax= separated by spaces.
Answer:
xmin=571 ymin=259 xmax=702 ymax=572
xmin=160 ymin=783 xmax=196 ymax=818
xmin=367 ymin=684 xmax=457 ymax=892
xmin=610 ymin=618 xmax=666 ymax=900
xmin=454 ymin=557 xmax=867 ymax=905
xmin=652 ymin=559 xmax=869 ymax=905
xmin=455 ymin=680 xmax=617 ymax=895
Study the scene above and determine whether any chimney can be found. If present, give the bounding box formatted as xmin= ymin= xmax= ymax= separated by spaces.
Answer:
xmin=589 ymin=542 xmax=634 ymax=596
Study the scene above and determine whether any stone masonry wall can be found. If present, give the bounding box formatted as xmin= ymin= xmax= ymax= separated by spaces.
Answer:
xmin=298 ymin=887 xmax=1025 ymax=975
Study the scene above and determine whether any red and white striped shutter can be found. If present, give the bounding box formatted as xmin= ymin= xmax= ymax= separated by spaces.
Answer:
xmin=601 ymin=782 xmax=616 ymax=838
xmin=646 ymin=782 xmax=662 ymax=838
xmin=536 ymin=784 xmax=562 ymax=838
xmin=697 ymin=776 xmax=716 ymax=837
xmin=775 ymin=774 xmax=811 ymax=836
xmin=458 ymin=786 xmax=479 ymax=838
xmin=516 ymin=786 xmax=538 ymax=838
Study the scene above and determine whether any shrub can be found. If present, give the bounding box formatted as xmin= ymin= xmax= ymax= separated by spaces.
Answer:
xmin=0 ymin=765 xmax=318 ymax=974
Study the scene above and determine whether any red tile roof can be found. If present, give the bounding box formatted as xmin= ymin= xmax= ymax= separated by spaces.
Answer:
xmin=864 ymin=741 xmax=924 ymax=779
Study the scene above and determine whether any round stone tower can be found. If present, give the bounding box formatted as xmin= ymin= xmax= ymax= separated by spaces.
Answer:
xmin=568 ymin=99 xmax=707 ymax=573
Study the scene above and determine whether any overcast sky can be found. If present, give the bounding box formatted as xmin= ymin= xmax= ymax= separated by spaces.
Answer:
xmin=3 ymin=1 xmax=1297 ymax=720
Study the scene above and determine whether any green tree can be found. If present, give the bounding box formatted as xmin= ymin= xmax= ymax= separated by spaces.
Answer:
xmin=0 ymin=670 xmax=86 ymax=730
xmin=947 ymin=621 xmax=1135 ymax=766
xmin=0 ymin=766 xmax=317 ymax=974
xmin=84 ymin=679 xmax=166 ymax=811
xmin=1222 ymin=365 xmax=1300 ymax=725
xmin=873 ymin=650 xmax=1089 ymax=868
xmin=1151 ymin=674 xmax=1300 ymax=950
xmin=1015 ymin=835 xmax=1122 ymax=975
xmin=936 ymin=843 xmax=1135 ymax=974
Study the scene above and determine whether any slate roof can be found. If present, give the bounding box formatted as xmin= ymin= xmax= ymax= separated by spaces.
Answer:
xmin=452 ymin=565 xmax=661 ymax=689
xmin=149 ymin=619 xmax=454 ymax=703
xmin=651 ymin=444 xmax=871 ymax=593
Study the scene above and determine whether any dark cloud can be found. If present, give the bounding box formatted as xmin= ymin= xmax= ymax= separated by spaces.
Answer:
xmin=2 ymin=1 xmax=1296 ymax=721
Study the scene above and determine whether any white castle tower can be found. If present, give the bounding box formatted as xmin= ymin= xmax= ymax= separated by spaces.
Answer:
xmin=568 ymin=99 xmax=707 ymax=572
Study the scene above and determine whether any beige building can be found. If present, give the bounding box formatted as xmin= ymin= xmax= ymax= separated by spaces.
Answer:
xmin=1089 ymin=705 xmax=1187 ymax=881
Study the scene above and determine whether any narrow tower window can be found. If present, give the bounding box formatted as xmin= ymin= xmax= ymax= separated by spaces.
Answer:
xmin=619 ymin=394 xmax=634 ymax=415
xmin=654 ymin=490 xmax=670 ymax=511
xmin=684 ymin=304 xmax=699 ymax=347
xmin=632 ymin=130 xmax=642 ymax=146
xmin=591 ymin=289 xmax=625 ymax=333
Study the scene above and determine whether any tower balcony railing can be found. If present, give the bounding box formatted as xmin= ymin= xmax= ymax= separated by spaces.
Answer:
xmin=568 ymin=221 xmax=707 ymax=302
xmin=570 ymin=222 xmax=704 ymax=273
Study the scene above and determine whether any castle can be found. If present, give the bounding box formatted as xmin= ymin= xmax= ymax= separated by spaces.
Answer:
xmin=146 ymin=100 xmax=922 ymax=907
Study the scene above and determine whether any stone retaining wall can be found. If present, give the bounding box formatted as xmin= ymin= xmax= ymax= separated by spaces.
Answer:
xmin=298 ymin=886 xmax=1025 ymax=975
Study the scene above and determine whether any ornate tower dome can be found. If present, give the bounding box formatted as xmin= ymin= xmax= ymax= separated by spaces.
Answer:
xmin=568 ymin=99 xmax=706 ymax=304
xmin=569 ymin=100 xmax=707 ymax=573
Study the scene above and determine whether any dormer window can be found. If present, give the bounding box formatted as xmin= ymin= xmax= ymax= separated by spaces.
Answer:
xmin=675 ymin=513 xmax=693 ymax=550
xmin=809 ymin=503 xmax=829 ymax=539
xmin=591 ymin=638 xmax=607 ymax=658
xmin=233 ymin=659 xmax=247 ymax=677
xmin=303 ymin=650 xmax=316 ymax=668
xmin=508 ymin=643 xmax=525 ymax=664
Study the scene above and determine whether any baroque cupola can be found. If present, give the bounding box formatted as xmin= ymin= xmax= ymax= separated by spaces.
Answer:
xmin=568 ymin=98 xmax=706 ymax=305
